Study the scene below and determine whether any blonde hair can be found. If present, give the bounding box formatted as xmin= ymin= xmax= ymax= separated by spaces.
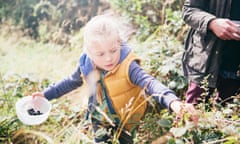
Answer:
xmin=83 ymin=14 xmax=122 ymax=55
xmin=83 ymin=14 xmax=124 ymax=104
xmin=83 ymin=14 xmax=134 ymax=104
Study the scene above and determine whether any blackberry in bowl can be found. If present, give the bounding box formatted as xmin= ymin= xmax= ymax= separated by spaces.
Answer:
xmin=15 ymin=96 xmax=51 ymax=125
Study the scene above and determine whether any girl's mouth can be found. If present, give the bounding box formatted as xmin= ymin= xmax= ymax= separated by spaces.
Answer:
xmin=105 ymin=64 xmax=113 ymax=67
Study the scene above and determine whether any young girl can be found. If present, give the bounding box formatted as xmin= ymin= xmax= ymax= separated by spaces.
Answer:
xmin=32 ymin=14 xmax=197 ymax=143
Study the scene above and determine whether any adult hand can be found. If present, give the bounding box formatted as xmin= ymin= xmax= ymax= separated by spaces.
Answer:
xmin=208 ymin=18 xmax=240 ymax=41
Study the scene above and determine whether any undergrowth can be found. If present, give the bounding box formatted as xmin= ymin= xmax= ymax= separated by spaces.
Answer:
xmin=0 ymin=73 xmax=240 ymax=144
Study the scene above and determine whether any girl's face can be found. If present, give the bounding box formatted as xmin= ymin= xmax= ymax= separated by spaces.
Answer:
xmin=88 ymin=40 xmax=121 ymax=71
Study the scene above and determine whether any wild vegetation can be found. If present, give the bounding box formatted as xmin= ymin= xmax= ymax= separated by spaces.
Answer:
xmin=0 ymin=0 xmax=240 ymax=143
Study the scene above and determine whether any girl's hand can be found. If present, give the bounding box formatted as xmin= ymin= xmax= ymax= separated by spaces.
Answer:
xmin=31 ymin=92 xmax=45 ymax=111
xmin=32 ymin=92 xmax=45 ymax=98
xmin=170 ymin=100 xmax=199 ymax=125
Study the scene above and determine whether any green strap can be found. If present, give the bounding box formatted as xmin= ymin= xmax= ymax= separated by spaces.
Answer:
xmin=99 ymin=72 xmax=120 ymax=125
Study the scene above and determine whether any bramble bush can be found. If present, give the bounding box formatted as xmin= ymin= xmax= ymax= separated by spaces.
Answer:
xmin=0 ymin=72 xmax=240 ymax=143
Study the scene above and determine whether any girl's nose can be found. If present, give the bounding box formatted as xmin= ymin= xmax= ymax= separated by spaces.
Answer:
xmin=105 ymin=54 xmax=112 ymax=61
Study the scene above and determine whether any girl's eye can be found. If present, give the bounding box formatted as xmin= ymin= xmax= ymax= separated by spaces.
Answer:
xmin=111 ymin=49 xmax=118 ymax=53
xmin=96 ymin=53 xmax=104 ymax=56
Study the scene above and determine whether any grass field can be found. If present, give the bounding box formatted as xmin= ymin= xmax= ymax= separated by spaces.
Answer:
xmin=0 ymin=31 xmax=81 ymax=82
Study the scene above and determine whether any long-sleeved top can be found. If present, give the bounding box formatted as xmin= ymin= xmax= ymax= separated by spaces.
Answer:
xmin=43 ymin=43 xmax=178 ymax=109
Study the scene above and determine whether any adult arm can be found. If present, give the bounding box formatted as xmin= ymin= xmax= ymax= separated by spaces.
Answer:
xmin=182 ymin=0 xmax=216 ymax=35
xmin=183 ymin=0 xmax=240 ymax=40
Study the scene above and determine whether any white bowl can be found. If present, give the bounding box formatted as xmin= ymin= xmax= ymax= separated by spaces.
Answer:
xmin=15 ymin=96 xmax=51 ymax=125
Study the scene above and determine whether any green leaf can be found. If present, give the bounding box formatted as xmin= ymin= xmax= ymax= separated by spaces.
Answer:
xmin=157 ymin=119 xmax=172 ymax=128
xmin=170 ymin=127 xmax=187 ymax=137
xmin=224 ymin=136 xmax=238 ymax=144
